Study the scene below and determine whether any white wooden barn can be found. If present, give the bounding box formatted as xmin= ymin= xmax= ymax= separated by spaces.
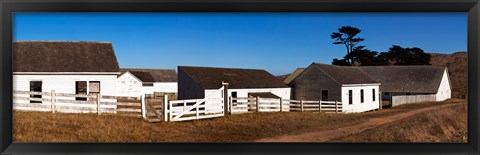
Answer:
xmin=117 ymin=68 xmax=177 ymax=97
xmin=13 ymin=41 xmax=120 ymax=104
xmin=290 ymin=63 xmax=381 ymax=113
xmin=358 ymin=65 xmax=451 ymax=107
xmin=178 ymin=66 xmax=291 ymax=113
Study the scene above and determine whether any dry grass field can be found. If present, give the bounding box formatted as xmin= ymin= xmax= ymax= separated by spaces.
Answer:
xmin=13 ymin=99 xmax=466 ymax=142
xmin=332 ymin=102 xmax=467 ymax=142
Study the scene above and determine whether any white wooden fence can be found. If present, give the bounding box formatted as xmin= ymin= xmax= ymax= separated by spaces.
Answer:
xmin=13 ymin=90 xmax=143 ymax=117
xmin=166 ymin=98 xmax=224 ymax=122
xmin=14 ymin=90 xmax=343 ymax=123
xmin=229 ymin=97 xmax=342 ymax=114
xmin=391 ymin=94 xmax=436 ymax=107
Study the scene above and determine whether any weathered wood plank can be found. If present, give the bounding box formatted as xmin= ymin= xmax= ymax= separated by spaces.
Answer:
xmin=117 ymin=108 xmax=142 ymax=112
xmin=13 ymin=103 xmax=52 ymax=109
xmin=172 ymin=113 xmax=224 ymax=122
xmin=55 ymin=93 xmax=96 ymax=98
xmin=14 ymin=91 xmax=51 ymax=96
xmin=100 ymin=102 xmax=141 ymax=106
xmin=56 ymin=99 xmax=96 ymax=104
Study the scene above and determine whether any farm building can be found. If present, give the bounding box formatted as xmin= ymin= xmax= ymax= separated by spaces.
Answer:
xmin=13 ymin=41 xmax=120 ymax=104
xmin=178 ymin=66 xmax=291 ymax=113
xmin=290 ymin=63 xmax=381 ymax=113
xmin=117 ymin=68 xmax=177 ymax=97
xmin=357 ymin=65 xmax=451 ymax=107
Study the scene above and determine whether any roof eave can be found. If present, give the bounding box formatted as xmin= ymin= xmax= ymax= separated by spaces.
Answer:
xmin=342 ymin=83 xmax=381 ymax=87
xmin=14 ymin=72 xmax=121 ymax=75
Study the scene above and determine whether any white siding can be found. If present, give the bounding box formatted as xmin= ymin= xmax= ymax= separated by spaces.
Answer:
xmin=435 ymin=69 xmax=452 ymax=101
xmin=14 ymin=74 xmax=118 ymax=104
xmin=117 ymin=72 xmax=143 ymax=97
xmin=153 ymin=82 xmax=177 ymax=93
xmin=341 ymin=85 xmax=380 ymax=113
xmin=227 ymin=88 xmax=291 ymax=99
xmin=142 ymin=86 xmax=154 ymax=95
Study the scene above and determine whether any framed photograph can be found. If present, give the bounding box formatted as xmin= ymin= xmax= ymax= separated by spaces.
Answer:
xmin=1 ymin=0 xmax=479 ymax=154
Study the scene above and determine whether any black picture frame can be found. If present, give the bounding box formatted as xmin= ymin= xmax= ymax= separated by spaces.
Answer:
xmin=1 ymin=0 xmax=479 ymax=154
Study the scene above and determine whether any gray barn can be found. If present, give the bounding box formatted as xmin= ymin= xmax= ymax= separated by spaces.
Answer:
xmin=290 ymin=63 xmax=381 ymax=113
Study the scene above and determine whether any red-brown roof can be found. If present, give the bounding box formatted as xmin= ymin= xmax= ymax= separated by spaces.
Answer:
xmin=13 ymin=41 xmax=120 ymax=73
xmin=358 ymin=65 xmax=446 ymax=93
xmin=312 ymin=63 xmax=379 ymax=85
xmin=121 ymin=68 xmax=177 ymax=82
xmin=179 ymin=66 xmax=289 ymax=89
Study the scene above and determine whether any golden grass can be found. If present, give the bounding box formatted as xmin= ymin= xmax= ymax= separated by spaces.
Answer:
xmin=13 ymin=99 xmax=466 ymax=142
xmin=331 ymin=100 xmax=467 ymax=142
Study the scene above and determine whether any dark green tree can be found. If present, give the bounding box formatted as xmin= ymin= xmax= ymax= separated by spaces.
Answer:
xmin=344 ymin=46 xmax=386 ymax=66
xmin=332 ymin=58 xmax=350 ymax=66
xmin=331 ymin=26 xmax=365 ymax=64
xmin=382 ymin=45 xmax=431 ymax=65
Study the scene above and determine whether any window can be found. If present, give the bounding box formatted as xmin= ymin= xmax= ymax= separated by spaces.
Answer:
xmin=321 ymin=90 xmax=328 ymax=101
xmin=372 ymin=89 xmax=376 ymax=101
xmin=348 ymin=90 xmax=353 ymax=105
xmin=76 ymin=81 xmax=87 ymax=101
xmin=360 ymin=89 xmax=364 ymax=103
xmin=29 ymin=81 xmax=42 ymax=103
xmin=231 ymin=91 xmax=237 ymax=105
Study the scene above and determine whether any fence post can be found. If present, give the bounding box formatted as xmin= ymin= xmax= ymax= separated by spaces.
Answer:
xmin=168 ymin=97 xmax=173 ymax=122
xmin=96 ymin=93 xmax=101 ymax=115
xmin=319 ymin=100 xmax=322 ymax=112
xmin=183 ymin=100 xmax=187 ymax=111
xmin=51 ymin=90 xmax=56 ymax=113
xmin=279 ymin=98 xmax=283 ymax=112
xmin=196 ymin=103 xmax=199 ymax=119
xmin=163 ymin=95 xmax=168 ymax=122
xmin=335 ymin=101 xmax=338 ymax=113
xmin=300 ymin=100 xmax=304 ymax=112
xmin=141 ymin=94 xmax=146 ymax=119
xmin=256 ymin=96 xmax=259 ymax=112
xmin=229 ymin=96 xmax=232 ymax=114
xmin=379 ymin=100 xmax=382 ymax=110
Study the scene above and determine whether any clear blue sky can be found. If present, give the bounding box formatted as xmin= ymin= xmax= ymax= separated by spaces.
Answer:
xmin=14 ymin=13 xmax=466 ymax=75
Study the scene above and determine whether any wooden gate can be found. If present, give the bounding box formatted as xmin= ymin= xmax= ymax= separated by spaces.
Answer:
xmin=166 ymin=86 xmax=225 ymax=122
xmin=145 ymin=95 xmax=167 ymax=123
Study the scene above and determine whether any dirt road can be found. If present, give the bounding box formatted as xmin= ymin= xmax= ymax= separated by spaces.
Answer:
xmin=255 ymin=103 xmax=461 ymax=142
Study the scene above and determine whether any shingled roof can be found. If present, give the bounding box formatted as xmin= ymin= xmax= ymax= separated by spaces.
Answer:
xmin=179 ymin=66 xmax=289 ymax=89
xmin=283 ymin=68 xmax=305 ymax=85
xmin=357 ymin=65 xmax=446 ymax=93
xmin=120 ymin=68 xmax=177 ymax=82
xmin=13 ymin=41 xmax=120 ymax=73
xmin=248 ymin=92 xmax=280 ymax=98
xmin=312 ymin=63 xmax=379 ymax=85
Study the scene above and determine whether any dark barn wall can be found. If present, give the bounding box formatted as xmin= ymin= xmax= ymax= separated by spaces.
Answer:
xmin=291 ymin=67 xmax=341 ymax=101
xmin=177 ymin=68 xmax=205 ymax=100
